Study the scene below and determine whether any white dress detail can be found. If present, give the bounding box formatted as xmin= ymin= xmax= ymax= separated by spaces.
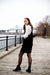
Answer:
xmin=22 ymin=25 xmax=31 ymax=39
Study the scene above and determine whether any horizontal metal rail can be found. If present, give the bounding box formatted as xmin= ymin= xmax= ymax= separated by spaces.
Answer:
xmin=0 ymin=35 xmax=23 ymax=51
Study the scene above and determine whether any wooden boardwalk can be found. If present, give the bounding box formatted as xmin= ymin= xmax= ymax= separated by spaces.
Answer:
xmin=0 ymin=37 xmax=50 ymax=75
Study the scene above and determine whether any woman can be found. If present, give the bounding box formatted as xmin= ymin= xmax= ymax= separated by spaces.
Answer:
xmin=13 ymin=18 xmax=33 ymax=73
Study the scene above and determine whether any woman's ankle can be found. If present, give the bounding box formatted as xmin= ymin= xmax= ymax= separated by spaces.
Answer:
xmin=28 ymin=66 xmax=31 ymax=69
xmin=17 ymin=64 xmax=20 ymax=67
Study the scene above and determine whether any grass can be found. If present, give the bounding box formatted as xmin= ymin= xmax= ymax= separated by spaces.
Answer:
xmin=46 ymin=36 xmax=50 ymax=39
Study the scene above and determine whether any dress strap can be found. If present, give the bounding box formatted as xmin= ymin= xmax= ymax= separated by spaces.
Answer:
xmin=31 ymin=28 xmax=33 ymax=33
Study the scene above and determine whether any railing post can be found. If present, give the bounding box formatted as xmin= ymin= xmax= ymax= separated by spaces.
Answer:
xmin=15 ymin=36 xmax=16 ymax=46
xmin=20 ymin=35 xmax=21 ymax=44
xmin=6 ymin=36 xmax=8 ymax=51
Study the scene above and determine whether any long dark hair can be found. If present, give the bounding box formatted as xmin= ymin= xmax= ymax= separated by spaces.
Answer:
xmin=23 ymin=18 xmax=33 ymax=31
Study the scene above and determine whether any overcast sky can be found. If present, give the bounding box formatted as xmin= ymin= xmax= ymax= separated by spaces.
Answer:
xmin=0 ymin=0 xmax=50 ymax=30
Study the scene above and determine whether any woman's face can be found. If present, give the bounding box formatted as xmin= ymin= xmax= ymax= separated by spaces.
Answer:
xmin=24 ymin=19 xmax=29 ymax=25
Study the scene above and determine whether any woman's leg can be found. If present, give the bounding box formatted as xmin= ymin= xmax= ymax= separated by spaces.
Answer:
xmin=13 ymin=52 xmax=24 ymax=71
xmin=26 ymin=53 xmax=32 ymax=73
xmin=18 ymin=52 xmax=24 ymax=66
xmin=27 ymin=53 xmax=32 ymax=68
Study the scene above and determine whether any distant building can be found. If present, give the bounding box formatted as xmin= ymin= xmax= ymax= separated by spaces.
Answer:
xmin=0 ymin=30 xmax=6 ymax=33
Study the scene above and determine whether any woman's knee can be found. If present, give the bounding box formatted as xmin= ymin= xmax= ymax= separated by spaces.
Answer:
xmin=27 ymin=53 xmax=31 ymax=58
xmin=19 ymin=52 xmax=23 ymax=57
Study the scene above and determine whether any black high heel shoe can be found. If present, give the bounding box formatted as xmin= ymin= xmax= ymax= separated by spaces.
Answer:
xmin=26 ymin=67 xmax=31 ymax=73
xmin=13 ymin=65 xmax=21 ymax=72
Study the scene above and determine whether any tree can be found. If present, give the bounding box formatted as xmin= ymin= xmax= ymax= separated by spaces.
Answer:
xmin=36 ymin=16 xmax=50 ymax=36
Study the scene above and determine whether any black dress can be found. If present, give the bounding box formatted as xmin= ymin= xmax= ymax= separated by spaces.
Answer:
xmin=20 ymin=29 xmax=33 ymax=53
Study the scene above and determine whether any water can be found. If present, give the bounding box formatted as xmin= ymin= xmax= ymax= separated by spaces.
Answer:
xmin=0 ymin=34 xmax=21 ymax=52
xmin=0 ymin=34 xmax=20 ymax=38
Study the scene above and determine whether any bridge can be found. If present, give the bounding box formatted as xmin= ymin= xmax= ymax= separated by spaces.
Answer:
xmin=6 ymin=25 xmax=37 ymax=34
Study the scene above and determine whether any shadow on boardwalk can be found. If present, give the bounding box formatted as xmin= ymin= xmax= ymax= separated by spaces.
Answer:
xmin=0 ymin=37 xmax=50 ymax=75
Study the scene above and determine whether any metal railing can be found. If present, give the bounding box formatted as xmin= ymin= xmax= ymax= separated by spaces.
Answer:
xmin=0 ymin=35 xmax=23 ymax=51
